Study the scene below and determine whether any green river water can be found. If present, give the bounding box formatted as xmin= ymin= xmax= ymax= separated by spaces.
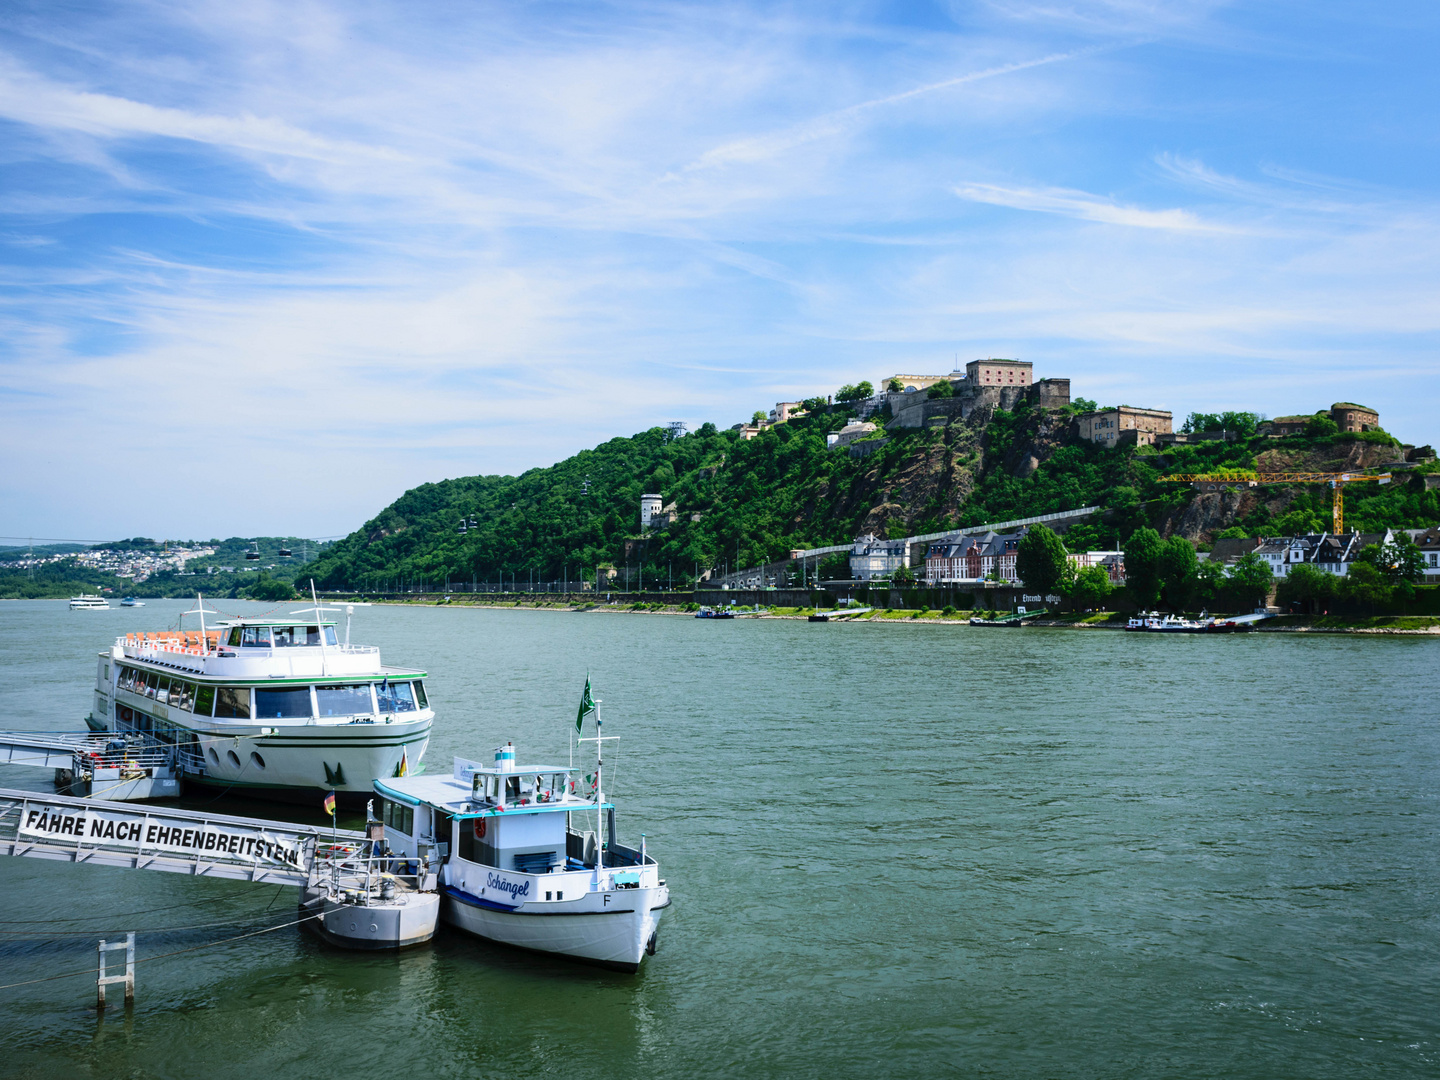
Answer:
xmin=0 ymin=599 xmax=1436 ymax=1078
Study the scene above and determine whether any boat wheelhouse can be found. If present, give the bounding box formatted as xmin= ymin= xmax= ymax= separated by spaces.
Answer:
xmin=374 ymin=745 xmax=668 ymax=972
xmin=90 ymin=602 xmax=433 ymax=805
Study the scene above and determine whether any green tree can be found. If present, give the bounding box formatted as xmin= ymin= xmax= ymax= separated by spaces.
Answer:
xmin=1123 ymin=527 xmax=1164 ymax=606
xmin=1191 ymin=559 xmax=1227 ymax=609
xmin=835 ymin=381 xmax=874 ymax=403
xmin=1228 ymin=552 xmax=1274 ymax=608
xmin=1068 ymin=565 xmax=1113 ymax=609
xmin=751 ymin=411 xmax=766 ymax=426
xmin=1306 ymin=414 xmax=1340 ymax=437
xmin=243 ymin=572 xmax=298 ymax=602
xmin=1016 ymin=524 xmax=1069 ymax=592
xmin=1157 ymin=535 xmax=1198 ymax=608
xmin=1071 ymin=398 xmax=1098 ymax=412
xmin=927 ymin=378 xmax=954 ymax=399
xmin=1277 ymin=563 xmax=1336 ymax=613
xmin=1338 ymin=561 xmax=1391 ymax=608
xmin=1358 ymin=535 xmax=1425 ymax=584
xmin=886 ymin=378 xmax=903 ymax=393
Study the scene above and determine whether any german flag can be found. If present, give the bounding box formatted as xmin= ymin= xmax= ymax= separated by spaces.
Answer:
xmin=323 ymin=791 xmax=336 ymax=816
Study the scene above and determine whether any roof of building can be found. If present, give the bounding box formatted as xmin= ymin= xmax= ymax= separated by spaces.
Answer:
xmin=1207 ymin=537 xmax=1260 ymax=563
xmin=1331 ymin=401 xmax=1377 ymax=412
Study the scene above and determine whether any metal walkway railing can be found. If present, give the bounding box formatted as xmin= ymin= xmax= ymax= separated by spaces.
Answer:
xmin=0 ymin=787 xmax=366 ymax=888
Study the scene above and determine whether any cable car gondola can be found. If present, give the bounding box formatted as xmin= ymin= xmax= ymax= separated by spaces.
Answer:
xmin=278 ymin=546 xmax=292 ymax=558
xmin=245 ymin=542 xmax=261 ymax=561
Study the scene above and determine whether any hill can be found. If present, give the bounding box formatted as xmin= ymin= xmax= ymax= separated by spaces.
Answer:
xmin=306 ymin=403 xmax=1440 ymax=591
xmin=0 ymin=536 xmax=329 ymax=600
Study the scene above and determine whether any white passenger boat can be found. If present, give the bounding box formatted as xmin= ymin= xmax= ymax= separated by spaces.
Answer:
xmin=88 ymin=595 xmax=433 ymax=805
xmin=70 ymin=594 xmax=111 ymax=610
xmin=1125 ymin=612 xmax=1205 ymax=633
xmin=373 ymin=734 xmax=669 ymax=972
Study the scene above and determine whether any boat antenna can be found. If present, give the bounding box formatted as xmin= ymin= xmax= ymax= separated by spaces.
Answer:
xmin=312 ymin=580 xmax=327 ymax=677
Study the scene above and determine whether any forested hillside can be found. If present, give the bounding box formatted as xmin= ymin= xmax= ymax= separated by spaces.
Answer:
xmin=307 ymin=403 xmax=1440 ymax=591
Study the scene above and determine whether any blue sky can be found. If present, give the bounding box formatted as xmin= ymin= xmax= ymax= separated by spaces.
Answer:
xmin=2 ymin=1 xmax=1437 ymax=542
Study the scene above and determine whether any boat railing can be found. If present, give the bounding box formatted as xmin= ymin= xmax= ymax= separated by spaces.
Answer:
xmin=175 ymin=744 xmax=207 ymax=776
xmin=309 ymin=842 xmax=431 ymax=901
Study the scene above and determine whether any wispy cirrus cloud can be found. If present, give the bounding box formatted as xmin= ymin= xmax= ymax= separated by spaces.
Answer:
xmin=953 ymin=179 xmax=1236 ymax=231
xmin=0 ymin=1 xmax=1437 ymax=541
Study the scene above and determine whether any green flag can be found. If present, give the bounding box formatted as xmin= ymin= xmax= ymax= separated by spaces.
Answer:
xmin=576 ymin=675 xmax=596 ymax=733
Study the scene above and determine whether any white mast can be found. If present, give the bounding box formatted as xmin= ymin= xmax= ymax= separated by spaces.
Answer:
xmin=311 ymin=580 xmax=328 ymax=678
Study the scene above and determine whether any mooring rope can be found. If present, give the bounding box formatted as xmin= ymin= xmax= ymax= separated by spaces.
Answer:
xmin=0 ymin=910 xmax=325 ymax=991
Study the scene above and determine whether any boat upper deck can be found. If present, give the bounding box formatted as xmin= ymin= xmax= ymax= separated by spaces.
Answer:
xmin=110 ymin=618 xmax=418 ymax=682
xmin=376 ymin=757 xmax=605 ymax=820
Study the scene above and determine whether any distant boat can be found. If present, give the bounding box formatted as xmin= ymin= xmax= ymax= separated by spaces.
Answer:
xmin=807 ymin=612 xmax=829 ymax=622
xmin=120 ymin=597 xmax=145 ymax=607
xmin=69 ymin=594 xmax=110 ymax=610
xmin=695 ymin=606 xmax=735 ymax=619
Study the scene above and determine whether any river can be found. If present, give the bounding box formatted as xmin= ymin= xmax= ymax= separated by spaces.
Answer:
xmin=1 ymin=598 xmax=1436 ymax=1078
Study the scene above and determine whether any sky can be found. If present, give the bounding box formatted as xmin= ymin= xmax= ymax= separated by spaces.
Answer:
xmin=2 ymin=1 xmax=1438 ymax=543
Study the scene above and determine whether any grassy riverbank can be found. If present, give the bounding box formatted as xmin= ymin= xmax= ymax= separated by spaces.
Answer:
xmin=349 ymin=594 xmax=1440 ymax=632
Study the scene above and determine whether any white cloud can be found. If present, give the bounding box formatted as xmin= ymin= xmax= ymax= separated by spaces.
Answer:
xmin=953 ymin=179 xmax=1233 ymax=231
xmin=0 ymin=1 xmax=1437 ymax=539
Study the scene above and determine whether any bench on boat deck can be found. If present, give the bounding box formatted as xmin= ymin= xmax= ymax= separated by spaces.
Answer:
xmin=512 ymin=850 xmax=559 ymax=874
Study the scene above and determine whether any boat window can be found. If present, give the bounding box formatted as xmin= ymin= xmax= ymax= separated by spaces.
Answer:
xmin=324 ymin=626 xmax=337 ymax=646
xmin=272 ymin=625 xmax=299 ymax=647
xmin=239 ymin=626 xmax=272 ymax=648
xmin=413 ymin=681 xmax=428 ymax=709
xmin=305 ymin=625 xmax=320 ymax=645
xmin=155 ymin=677 xmax=171 ymax=705
xmin=145 ymin=674 xmax=161 ymax=700
xmin=316 ymin=684 xmax=373 ymax=717
xmin=194 ymin=685 xmax=216 ymax=716
xmin=457 ymin=820 xmax=497 ymax=866
xmin=254 ymin=687 xmax=313 ymax=719
xmin=118 ymin=666 xmax=136 ymax=691
xmin=227 ymin=627 xmax=243 ymax=647
xmin=382 ymin=799 xmax=414 ymax=836
xmin=214 ymin=687 xmax=251 ymax=719
xmin=378 ymin=681 xmax=416 ymax=713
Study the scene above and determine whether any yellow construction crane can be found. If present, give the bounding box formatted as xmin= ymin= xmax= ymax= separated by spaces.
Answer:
xmin=1163 ymin=471 xmax=1392 ymax=534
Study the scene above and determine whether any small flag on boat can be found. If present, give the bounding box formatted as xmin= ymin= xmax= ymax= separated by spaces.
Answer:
xmin=323 ymin=791 xmax=336 ymax=816
xmin=576 ymin=674 xmax=596 ymax=733
xmin=395 ymin=749 xmax=408 ymax=777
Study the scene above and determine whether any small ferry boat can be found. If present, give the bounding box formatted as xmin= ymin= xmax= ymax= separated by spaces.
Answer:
xmin=120 ymin=597 xmax=145 ymax=607
xmin=373 ymin=738 xmax=668 ymax=972
xmin=70 ymin=594 xmax=110 ymax=610
xmin=88 ymin=594 xmax=433 ymax=805
xmin=695 ymin=606 xmax=735 ymax=619
xmin=1125 ymin=612 xmax=1205 ymax=633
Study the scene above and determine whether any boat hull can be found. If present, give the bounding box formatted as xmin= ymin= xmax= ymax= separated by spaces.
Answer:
xmin=302 ymin=887 xmax=440 ymax=950
xmin=441 ymin=883 xmax=668 ymax=972
xmin=182 ymin=722 xmax=431 ymax=806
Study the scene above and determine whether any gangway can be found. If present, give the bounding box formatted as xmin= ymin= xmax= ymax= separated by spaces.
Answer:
xmin=0 ymin=786 xmax=440 ymax=948
xmin=0 ymin=730 xmax=180 ymax=800
xmin=969 ymin=608 xmax=1049 ymax=626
